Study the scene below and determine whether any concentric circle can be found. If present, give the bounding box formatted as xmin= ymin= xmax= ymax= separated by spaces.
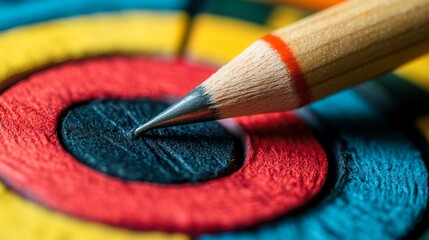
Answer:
xmin=0 ymin=56 xmax=328 ymax=234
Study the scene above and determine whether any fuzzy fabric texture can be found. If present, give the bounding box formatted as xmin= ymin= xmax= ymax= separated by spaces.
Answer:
xmin=202 ymin=87 xmax=429 ymax=240
xmin=0 ymin=56 xmax=327 ymax=234
xmin=60 ymin=98 xmax=239 ymax=183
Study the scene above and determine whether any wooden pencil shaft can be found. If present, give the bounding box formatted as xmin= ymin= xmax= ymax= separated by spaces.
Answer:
xmin=202 ymin=0 xmax=429 ymax=118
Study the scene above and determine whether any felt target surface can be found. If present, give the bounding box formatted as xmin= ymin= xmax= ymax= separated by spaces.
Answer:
xmin=0 ymin=0 xmax=429 ymax=240
xmin=0 ymin=56 xmax=327 ymax=234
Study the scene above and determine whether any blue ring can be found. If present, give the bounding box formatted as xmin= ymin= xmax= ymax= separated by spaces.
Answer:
xmin=0 ymin=0 xmax=189 ymax=31
xmin=201 ymin=85 xmax=428 ymax=239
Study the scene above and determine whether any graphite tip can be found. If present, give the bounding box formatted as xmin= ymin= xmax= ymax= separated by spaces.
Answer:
xmin=132 ymin=86 xmax=218 ymax=138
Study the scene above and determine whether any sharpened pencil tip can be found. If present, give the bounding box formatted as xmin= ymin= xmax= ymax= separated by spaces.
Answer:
xmin=132 ymin=86 xmax=219 ymax=139
xmin=132 ymin=123 xmax=154 ymax=138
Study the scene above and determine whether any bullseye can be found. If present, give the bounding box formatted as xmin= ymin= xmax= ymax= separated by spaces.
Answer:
xmin=60 ymin=98 xmax=240 ymax=183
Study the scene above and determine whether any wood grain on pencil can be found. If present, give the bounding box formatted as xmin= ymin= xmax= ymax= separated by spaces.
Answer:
xmin=202 ymin=0 xmax=429 ymax=118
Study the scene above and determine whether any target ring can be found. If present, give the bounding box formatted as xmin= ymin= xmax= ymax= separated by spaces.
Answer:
xmin=0 ymin=56 xmax=328 ymax=234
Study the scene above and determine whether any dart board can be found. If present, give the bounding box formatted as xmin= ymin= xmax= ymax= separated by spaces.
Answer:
xmin=0 ymin=0 xmax=429 ymax=239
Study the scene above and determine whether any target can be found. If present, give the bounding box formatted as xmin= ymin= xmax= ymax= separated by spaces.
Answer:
xmin=0 ymin=0 xmax=428 ymax=239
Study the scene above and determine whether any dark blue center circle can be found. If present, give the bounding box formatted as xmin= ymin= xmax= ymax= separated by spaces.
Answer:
xmin=59 ymin=99 xmax=241 ymax=184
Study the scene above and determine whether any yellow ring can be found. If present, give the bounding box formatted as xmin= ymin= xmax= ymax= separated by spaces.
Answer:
xmin=0 ymin=11 xmax=188 ymax=85
xmin=0 ymin=182 xmax=188 ymax=240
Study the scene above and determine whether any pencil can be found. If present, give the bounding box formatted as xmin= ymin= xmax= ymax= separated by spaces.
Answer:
xmin=133 ymin=0 xmax=429 ymax=137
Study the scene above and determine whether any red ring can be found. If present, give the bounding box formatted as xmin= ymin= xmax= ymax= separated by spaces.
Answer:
xmin=0 ymin=56 xmax=328 ymax=234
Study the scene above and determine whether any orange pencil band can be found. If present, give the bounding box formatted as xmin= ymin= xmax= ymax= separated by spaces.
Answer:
xmin=262 ymin=34 xmax=311 ymax=106
xmin=269 ymin=0 xmax=345 ymax=11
